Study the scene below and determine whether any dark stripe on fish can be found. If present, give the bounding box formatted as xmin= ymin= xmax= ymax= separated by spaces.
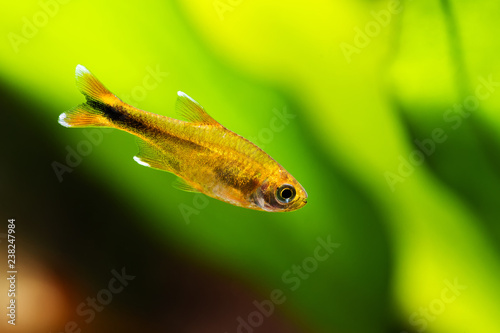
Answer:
xmin=87 ymin=100 xmax=148 ymax=131
xmin=88 ymin=99 xmax=202 ymax=149
xmin=214 ymin=166 xmax=259 ymax=193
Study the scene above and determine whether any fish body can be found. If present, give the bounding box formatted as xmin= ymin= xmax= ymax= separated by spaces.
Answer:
xmin=59 ymin=65 xmax=307 ymax=212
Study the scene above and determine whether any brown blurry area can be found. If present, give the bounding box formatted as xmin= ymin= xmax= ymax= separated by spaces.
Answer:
xmin=0 ymin=82 xmax=307 ymax=333
xmin=0 ymin=257 xmax=71 ymax=332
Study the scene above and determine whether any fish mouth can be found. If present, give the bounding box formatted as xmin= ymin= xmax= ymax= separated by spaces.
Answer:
xmin=287 ymin=197 xmax=307 ymax=212
xmin=298 ymin=198 xmax=308 ymax=208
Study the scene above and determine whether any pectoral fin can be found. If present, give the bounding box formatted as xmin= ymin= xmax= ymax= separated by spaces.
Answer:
xmin=133 ymin=139 xmax=178 ymax=173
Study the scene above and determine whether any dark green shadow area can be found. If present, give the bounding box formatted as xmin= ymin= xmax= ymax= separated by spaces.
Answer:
xmin=395 ymin=102 xmax=500 ymax=251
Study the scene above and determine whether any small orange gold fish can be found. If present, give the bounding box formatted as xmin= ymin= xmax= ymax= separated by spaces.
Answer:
xmin=59 ymin=65 xmax=307 ymax=212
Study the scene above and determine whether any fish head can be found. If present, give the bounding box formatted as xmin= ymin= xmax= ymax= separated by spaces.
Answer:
xmin=251 ymin=169 xmax=308 ymax=212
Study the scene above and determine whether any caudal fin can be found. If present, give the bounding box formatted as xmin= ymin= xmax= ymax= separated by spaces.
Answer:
xmin=58 ymin=103 xmax=107 ymax=128
xmin=58 ymin=65 xmax=120 ymax=128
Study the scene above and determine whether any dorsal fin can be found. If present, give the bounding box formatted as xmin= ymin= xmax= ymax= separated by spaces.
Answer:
xmin=175 ymin=91 xmax=222 ymax=126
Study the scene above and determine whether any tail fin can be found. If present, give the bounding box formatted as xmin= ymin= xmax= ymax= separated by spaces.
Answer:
xmin=58 ymin=65 xmax=119 ymax=128
xmin=58 ymin=103 xmax=108 ymax=128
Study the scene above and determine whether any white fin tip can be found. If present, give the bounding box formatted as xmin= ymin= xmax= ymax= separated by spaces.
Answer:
xmin=58 ymin=113 xmax=71 ymax=127
xmin=75 ymin=64 xmax=90 ymax=77
xmin=177 ymin=91 xmax=197 ymax=103
xmin=133 ymin=156 xmax=150 ymax=167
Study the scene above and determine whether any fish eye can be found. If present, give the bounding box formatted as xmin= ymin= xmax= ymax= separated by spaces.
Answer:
xmin=276 ymin=184 xmax=296 ymax=204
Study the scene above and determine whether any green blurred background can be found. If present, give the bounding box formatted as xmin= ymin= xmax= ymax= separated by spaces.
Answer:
xmin=1 ymin=0 xmax=500 ymax=332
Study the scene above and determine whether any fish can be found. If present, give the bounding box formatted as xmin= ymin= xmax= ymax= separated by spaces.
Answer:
xmin=58 ymin=65 xmax=308 ymax=212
